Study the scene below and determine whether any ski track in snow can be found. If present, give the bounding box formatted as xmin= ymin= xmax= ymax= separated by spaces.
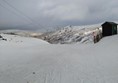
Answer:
xmin=0 ymin=34 xmax=118 ymax=83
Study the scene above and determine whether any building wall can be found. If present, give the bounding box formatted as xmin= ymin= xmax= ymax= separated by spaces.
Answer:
xmin=102 ymin=24 xmax=112 ymax=37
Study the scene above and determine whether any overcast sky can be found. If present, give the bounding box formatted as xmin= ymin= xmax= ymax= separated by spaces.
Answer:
xmin=0 ymin=0 xmax=118 ymax=30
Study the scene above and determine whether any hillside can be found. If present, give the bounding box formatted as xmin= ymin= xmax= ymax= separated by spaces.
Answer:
xmin=39 ymin=24 xmax=102 ymax=44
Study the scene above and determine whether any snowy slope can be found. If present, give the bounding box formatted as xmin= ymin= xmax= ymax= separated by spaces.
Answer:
xmin=39 ymin=24 xmax=102 ymax=44
xmin=0 ymin=33 xmax=118 ymax=83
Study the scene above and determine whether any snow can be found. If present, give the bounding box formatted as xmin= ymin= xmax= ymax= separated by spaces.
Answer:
xmin=0 ymin=33 xmax=118 ymax=83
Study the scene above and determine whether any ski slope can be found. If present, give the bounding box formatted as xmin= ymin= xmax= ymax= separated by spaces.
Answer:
xmin=0 ymin=34 xmax=118 ymax=83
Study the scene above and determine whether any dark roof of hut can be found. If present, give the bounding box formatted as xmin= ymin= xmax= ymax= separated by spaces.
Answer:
xmin=102 ymin=21 xmax=118 ymax=26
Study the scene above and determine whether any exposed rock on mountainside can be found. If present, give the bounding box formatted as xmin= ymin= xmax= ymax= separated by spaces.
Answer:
xmin=39 ymin=25 xmax=102 ymax=44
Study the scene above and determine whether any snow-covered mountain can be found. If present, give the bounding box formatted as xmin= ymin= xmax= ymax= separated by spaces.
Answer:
xmin=39 ymin=24 xmax=102 ymax=44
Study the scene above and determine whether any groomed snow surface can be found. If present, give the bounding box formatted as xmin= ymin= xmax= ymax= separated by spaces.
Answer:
xmin=0 ymin=34 xmax=118 ymax=83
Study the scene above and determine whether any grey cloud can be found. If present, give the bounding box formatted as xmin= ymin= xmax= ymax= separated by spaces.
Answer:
xmin=0 ymin=0 xmax=118 ymax=30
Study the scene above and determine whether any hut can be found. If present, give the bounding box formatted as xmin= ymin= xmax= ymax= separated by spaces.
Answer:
xmin=102 ymin=22 xmax=117 ymax=37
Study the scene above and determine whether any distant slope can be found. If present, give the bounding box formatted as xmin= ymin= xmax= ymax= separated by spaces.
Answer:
xmin=0 ymin=29 xmax=42 ymax=37
xmin=39 ymin=24 xmax=102 ymax=44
